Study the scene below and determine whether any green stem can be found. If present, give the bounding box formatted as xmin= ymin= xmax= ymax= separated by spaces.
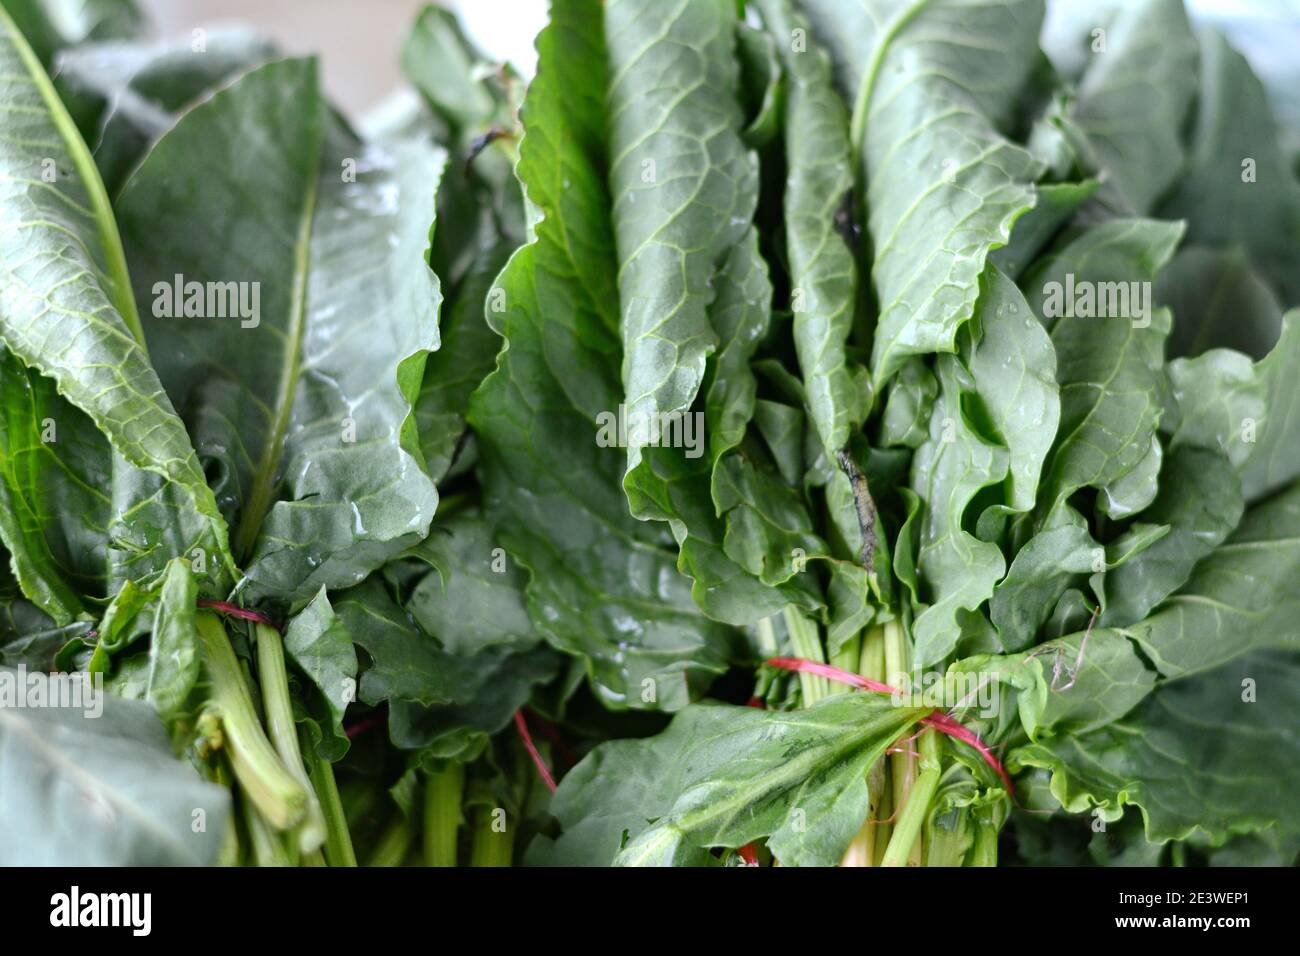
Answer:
xmin=882 ymin=618 xmax=917 ymax=861
xmin=859 ymin=623 xmax=886 ymax=682
xmin=242 ymin=796 xmax=293 ymax=867
xmin=367 ymin=816 xmax=412 ymax=867
xmin=423 ymin=763 xmax=464 ymax=867
xmin=881 ymin=728 xmax=942 ymax=867
xmin=304 ymin=742 xmax=356 ymax=867
xmin=828 ymin=632 xmax=861 ymax=676
xmin=916 ymin=727 xmax=942 ymax=862
xmin=340 ymin=778 xmax=379 ymax=830
xmin=882 ymin=617 xmax=911 ymax=694
xmin=880 ymin=763 xmax=940 ymax=867
xmin=196 ymin=613 xmax=307 ymax=830
xmin=872 ymin=771 xmax=893 ymax=866
xmin=755 ymin=615 xmax=780 ymax=657
xmin=967 ymin=806 xmax=999 ymax=866
xmin=254 ymin=623 xmax=325 ymax=852
xmin=470 ymin=805 xmax=512 ymax=867
xmin=783 ymin=605 xmax=828 ymax=706
xmin=751 ymin=615 xmax=781 ymax=704
xmin=842 ymin=625 xmax=886 ymax=867
xmin=213 ymin=762 xmax=242 ymax=867
xmin=925 ymin=806 xmax=971 ymax=867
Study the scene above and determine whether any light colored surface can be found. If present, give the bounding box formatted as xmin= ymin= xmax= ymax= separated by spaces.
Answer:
xmin=136 ymin=0 xmax=547 ymax=117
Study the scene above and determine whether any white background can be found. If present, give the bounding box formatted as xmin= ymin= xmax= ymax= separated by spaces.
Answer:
xmin=137 ymin=0 xmax=548 ymax=117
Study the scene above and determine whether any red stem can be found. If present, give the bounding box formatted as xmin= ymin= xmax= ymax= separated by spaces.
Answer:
xmin=514 ymin=710 xmax=557 ymax=793
xmin=764 ymin=657 xmax=1013 ymax=796
xmin=196 ymin=598 xmax=280 ymax=630
xmin=525 ymin=708 xmax=578 ymax=769
xmin=344 ymin=712 xmax=385 ymax=740
xmin=767 ymin=656 xmax=897 ymax=694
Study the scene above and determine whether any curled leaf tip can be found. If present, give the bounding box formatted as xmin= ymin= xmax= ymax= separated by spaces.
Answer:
xmin=835 ymin=451 xmax=877 ymax=572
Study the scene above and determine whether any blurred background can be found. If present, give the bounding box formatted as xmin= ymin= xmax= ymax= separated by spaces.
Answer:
xmin=136 ymin=0 xmax=548 ymax=117
xmin=134 ymin=0 xmax=1300 ymax=131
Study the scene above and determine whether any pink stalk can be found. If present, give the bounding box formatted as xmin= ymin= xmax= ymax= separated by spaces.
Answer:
xmin=764 ymin=657 xmax=1013 ymax=796
xmin=514 ymin=710 xmax=557 ymax=793
xmin=196 ymin=598 xmax=280 ymax=630
xmin=767 ymin=656 xmax=896 ymax=694
xmin=344 ymin=712 xmax=385 ymax=740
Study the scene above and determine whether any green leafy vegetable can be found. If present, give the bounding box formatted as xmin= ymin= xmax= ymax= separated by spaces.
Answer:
xmin=1 ymin=0 xmax=1298 ymax=871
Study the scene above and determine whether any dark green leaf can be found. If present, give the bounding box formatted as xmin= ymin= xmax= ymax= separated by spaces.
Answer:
xmin=54 ymin=28 xmax=276 ymax=194
xmin=798 ymin=0 xmax=1045 ymax=385
xmin=757 ymin=0 xmax=861 ymax=458
xmin=1015 ymin=652 xmax=1300 ymax=843
xmin=0 ymin=9 xmax=235 ymax=598
xmin=467 ymin=0 xmax=743 ymax=710
xmin=116 ymin=59 xmax=445 ymax=607
xmin=615 ymin=694 xmax=926 ymax=866
xmin=143 ymin=557 xmax=199 ymax=727
xmin=1025 ymin=219 xmax=1183 ymax=517
xmin=283 ymin=586 xmax=357 ymax=760
xmin=1122 ymin=481 xmax=1300 ymax=679
xmin=1099 ymin=447 xmax=1243 ymax=628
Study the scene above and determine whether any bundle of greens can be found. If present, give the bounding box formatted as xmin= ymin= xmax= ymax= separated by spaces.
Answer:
xmin=0 ymin=0 xmax=1297 ymax=868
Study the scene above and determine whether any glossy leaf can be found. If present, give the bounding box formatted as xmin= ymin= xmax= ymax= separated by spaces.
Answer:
xmin=54 ymin=28 xmax=276 ymax=194
xmin=466 ymin=0 xmax=742 ymax=710
xmin=142 ymin=557 xmax=199 ymax=727
xmin=1240 ymin=311 xmax=1300 ymax=502
xmin=1025 ymin=219 xmax=1183 ymax=517
xmin=1122 ymin=481 xmax=1300 ymax=679
xmin=1015 ymin=652 xmax=1300 ymax=843
xmin=798 ymin=0 xmax=1045 ymax=386
xmin=534 ymin=694 xmax=926 ymax=867
xmin=910 ymin=354 xmax=1007 ymax=667
xmin=1099 ymin=447 xmax=1243 ymax=628
xmin=415 ymin=241 xmax=512 ymax=482
xmin=403 ymin=511 xmax=537 ymax=656
xmin=1 ymin=0 xmax=142 ymax=66
xmin=0 ymin=666 xmax=230 ymax=865
xmin=1164 ymin=348 xmax=1266 ymax=472
xmin=969 ymin=266 xmax=1059 ymax=514
xmin=1158 ymin=27 xmax=1300 ymax=305
xmin=990 ymin=506 xmax=1096 ymax=653
xmin=757 ymin=0 xmax=860 ymax=458
xmin=116 ymin=58 xmax=445 ymax=608
xmin=606 ymin=0 xmax=757 ymax=479
xmin=615 ymin=694 xmax=926 ymax=867
xmin=0 ymin=9 xmax=234 ymax=600
xmin=283 ymin=586 xmax=357 ymax=760
xmin=1045 ymin=0 xmax=1197 ymax=213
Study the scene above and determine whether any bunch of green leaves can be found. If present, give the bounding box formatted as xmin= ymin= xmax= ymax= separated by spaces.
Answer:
xmin=3 ymin=0 xmax=1299 ymax=870
xmin=477 ymin=0 xmax=1300 ymax=867
xmin=0 ymin=0 xmax=546 ymax=865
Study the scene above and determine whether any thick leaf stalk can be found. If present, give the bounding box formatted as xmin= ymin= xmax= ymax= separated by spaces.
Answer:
xmin=196 ymin=613 xmax=307 ymax=831
xmin=423 ymin=763 xmax=464 ymax=867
